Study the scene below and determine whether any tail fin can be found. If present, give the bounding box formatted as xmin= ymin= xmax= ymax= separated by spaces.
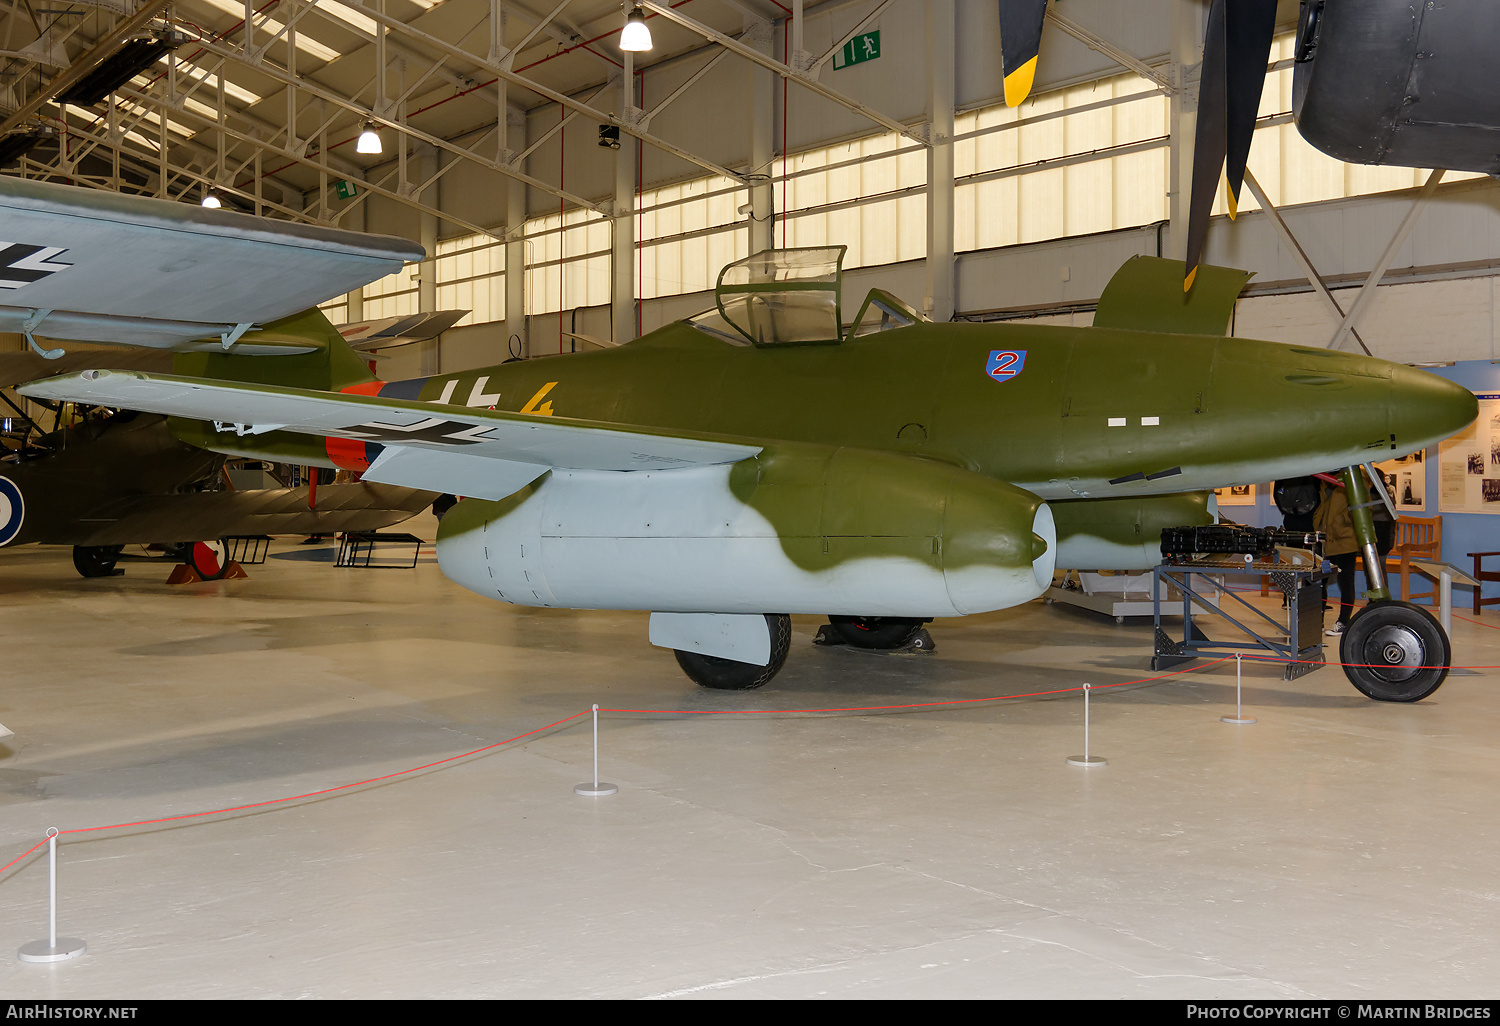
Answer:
xmin=171 ymin=306 xmax=377 ymax=392
xmin=1093 ymin=256 xmax=1253 ymax=336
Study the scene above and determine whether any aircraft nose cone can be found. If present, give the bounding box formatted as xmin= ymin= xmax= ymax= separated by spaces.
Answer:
xmin=1390 ymin=366 xmax=1477 ymax=452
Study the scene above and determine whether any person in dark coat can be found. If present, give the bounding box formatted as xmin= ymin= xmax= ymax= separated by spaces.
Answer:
xmin=1314 ymin=470 xmax=1395 ymax=634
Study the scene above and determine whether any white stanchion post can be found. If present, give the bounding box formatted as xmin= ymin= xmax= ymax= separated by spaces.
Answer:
xmin=1067 ymin=683 xmax=1107 ymax=767
xmin=1222 ymin=652 xmax=1257 ymax=725
xmin=574 ymin=704 xmax=618 ymax=797
xmin=18 ymin=828 xmax=85 ymax=963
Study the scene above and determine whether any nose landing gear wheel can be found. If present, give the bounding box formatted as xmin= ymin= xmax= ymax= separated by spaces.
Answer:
xmin=1340 ymin=600 xmax=1450 ymax=702
xmin=675 ymin=614 xmax=791 ymax=690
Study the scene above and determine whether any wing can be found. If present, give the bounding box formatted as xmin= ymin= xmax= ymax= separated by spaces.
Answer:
xmin=19 ymin=370 xmax=764 ymax=501
xmin=0 ymin=176 xmax=424 ymax=351
xmin=70 ymin=483 xmax=437 ymax=547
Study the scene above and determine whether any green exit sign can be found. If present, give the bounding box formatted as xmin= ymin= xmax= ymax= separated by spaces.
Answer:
xmin=335 ymin=180 xmax=358 ymax=200
xmin=833 ymin=30 xmax=880 ymax=70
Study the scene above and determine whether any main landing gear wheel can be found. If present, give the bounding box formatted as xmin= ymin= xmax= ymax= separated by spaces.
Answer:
xmin=187 ymin=540 xmax=231 ymax=581
xmin=675 ymin=614 xmax=792 ymax=690
xmin=827 ymin=615 xmax=925 ymax=650
xmin=1340 ymin=600 xmax=1450 ymax=703
xmin=72 ymin=544 xmax=124 ymax=578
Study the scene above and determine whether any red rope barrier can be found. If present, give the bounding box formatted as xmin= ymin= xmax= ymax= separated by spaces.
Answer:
xmin=3 ymin=631 xmax=1494 ymax=880
xmin=600 ymin=656 xmax=1230 ymax=716
xmin=0 ymin=710 xmax=590 ymax=879
xmin=0 ymin=659 xmax=1239 ymax=879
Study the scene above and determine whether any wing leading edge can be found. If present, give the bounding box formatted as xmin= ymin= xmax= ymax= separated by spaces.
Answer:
xmin=18 ymin=370 xmax=764 ymax=500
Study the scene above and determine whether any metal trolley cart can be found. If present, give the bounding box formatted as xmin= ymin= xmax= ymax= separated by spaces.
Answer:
xmin=1150 ymin=525 xmax=1330 ymax=681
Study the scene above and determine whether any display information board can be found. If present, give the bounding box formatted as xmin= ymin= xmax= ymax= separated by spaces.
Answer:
xmin=1438 ymin=393 xmax=1500 ymax=514
xmin=1215 ymin=484 xmax=1256 ymax=506
xmin=1374 ymin=451 xmax=1427 ymax=512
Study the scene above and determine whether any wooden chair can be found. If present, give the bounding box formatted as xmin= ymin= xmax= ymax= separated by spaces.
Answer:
xmin=1385 ymin=516 xmax=1442 ymax=603
xmin=1470 ymin=552 xmax=1500 ymax=615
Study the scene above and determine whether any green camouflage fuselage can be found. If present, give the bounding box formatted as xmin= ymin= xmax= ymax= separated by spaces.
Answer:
xmin=168 ymin=317 xmax=1475 ymax=594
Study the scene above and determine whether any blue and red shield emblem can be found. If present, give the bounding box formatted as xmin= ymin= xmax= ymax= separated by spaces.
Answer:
xmin=986 ymin=350 xmax=1026 ymax=382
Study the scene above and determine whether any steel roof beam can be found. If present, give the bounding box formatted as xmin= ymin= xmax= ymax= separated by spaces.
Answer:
xmin=637 ymin=0 xmax=928 ymax=147
xmin=67 ymin=87 xmax=305 ymax=203
xmin=121 ymin=82 xmax=506 ymax=241
xmin=189 ymin=34 xmax=606 ymax=212
xmin=1045 ymin=9 xmax=1175 ymax=94
xmin=339 ymin=0 xmax=749 ymax=184
xmin=0 ymin=0 xmax=172 ymax=135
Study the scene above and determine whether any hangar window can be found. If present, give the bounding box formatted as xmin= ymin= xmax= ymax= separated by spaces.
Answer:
xmin=362 ymin=263 xmax=420 ymax=321
xmin=524 ymin=207 xmax=611 ymax=316
xmin=637 ymin=175 xmax=750 ymax=300
xmin=955 ymin=73 xmax=1168 ymax=248
xmin=435 ymin=236 xmax=503 ymax=327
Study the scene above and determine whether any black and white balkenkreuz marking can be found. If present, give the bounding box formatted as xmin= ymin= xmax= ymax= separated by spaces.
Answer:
xmin=0 ymin=243 xmax=71 ymax=289
xmin=343 ymin=417 xmax=497 ymax=446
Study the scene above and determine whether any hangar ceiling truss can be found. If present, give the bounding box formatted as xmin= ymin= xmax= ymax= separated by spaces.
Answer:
xmin=0 ymin=0 xmax=794 ymax=233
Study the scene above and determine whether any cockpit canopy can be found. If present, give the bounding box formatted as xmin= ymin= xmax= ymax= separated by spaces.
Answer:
xmin=687 ymin=246 xmax=927 ymax=346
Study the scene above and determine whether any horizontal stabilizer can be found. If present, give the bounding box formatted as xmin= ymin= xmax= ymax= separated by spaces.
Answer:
xmin=0 ymin=177 xmax=424 ymax=351
xmin=1093 ymin=255 xmax=1253 ymax=337
xmin=18 ymin=370 xmax=764 ymax=496
xmin=336 ymin=310 xmax=467 ymax=352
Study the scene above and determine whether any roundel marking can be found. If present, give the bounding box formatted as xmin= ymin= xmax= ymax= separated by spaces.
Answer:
xmin=0 ymin=476 xmax=23 ymax=546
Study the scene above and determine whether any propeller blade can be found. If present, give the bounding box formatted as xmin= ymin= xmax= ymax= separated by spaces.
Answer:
xmin=998 ymin=0 xmax=1049 ymax=107
xmin=1185 ymin=0 xmax=1279 ymax=290
xmin=1184 ymin=0 xmax=1230 ymax=292
xmin=1223 ymin=0 xmax=1278 ymax=218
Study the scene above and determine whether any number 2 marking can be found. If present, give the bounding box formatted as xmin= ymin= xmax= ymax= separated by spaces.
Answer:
xmin=986 ymin=350 xmax=1027 ymax=382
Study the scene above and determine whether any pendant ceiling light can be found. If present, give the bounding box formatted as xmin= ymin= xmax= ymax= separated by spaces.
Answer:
xmin=619 ymin=6 xmax=652 ymax=52
xmin=356 ymin=121 xmax=383 ymax=155
xmin=200 ymin=189 xmax=221 ymax=208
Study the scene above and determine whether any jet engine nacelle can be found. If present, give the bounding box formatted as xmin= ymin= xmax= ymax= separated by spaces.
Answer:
xmin=436 ymin=445 xmax=1055 ymax=617
xmin=1051 ymin=491 xmax=1218 ymax=570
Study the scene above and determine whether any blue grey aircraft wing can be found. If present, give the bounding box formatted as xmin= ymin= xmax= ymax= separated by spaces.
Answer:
xmin=0 ymin=177 xmax=423 ymax=352
xmin=19 ymin=370 xmax=765 ymax=501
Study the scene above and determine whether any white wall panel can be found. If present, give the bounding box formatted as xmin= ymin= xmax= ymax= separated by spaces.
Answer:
xmin=1235 ymin=279 xmax=1499 ymax=364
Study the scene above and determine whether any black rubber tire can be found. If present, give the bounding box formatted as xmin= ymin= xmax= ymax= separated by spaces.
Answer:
xmin=72 ymin=544 xmax=123 ymax=578
xmin=1339 ymin=599 xmax=1450 ymax=702
xmin=675 ymin=614 xmax=791 ymax=690
xmin=828 ymin=615 xmax=924 ymax=650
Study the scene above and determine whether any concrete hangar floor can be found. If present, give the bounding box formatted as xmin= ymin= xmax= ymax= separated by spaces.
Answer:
xmin=0 ymin=513 xmax=1496 ymax=1000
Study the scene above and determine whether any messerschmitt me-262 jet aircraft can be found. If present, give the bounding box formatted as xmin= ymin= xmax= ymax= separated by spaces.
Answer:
xmin=5 ymin=177 xmax=1476 ymax=702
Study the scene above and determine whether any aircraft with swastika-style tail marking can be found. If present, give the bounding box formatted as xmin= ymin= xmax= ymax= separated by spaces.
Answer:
xmin=7 ymin=177 xmax=1476 ymax=700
